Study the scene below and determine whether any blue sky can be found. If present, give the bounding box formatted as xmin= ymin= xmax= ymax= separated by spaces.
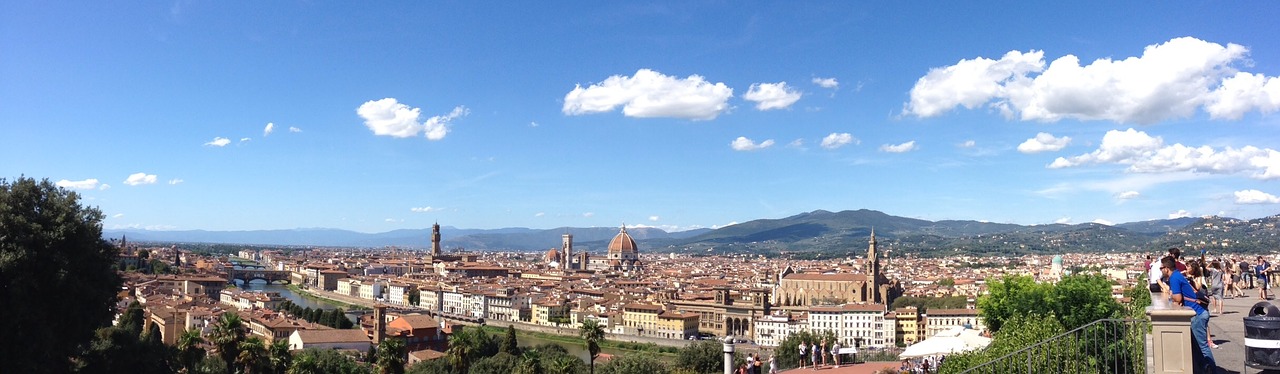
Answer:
xmin=4 ymin=2 xmax=1279 ymax=233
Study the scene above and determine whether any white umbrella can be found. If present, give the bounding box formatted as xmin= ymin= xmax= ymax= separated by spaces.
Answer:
xmin=898 ymin=328 xmax=991 ymax=359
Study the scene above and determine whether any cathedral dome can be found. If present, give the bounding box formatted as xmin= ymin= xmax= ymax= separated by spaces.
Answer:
xmin=607 ymin=226 xmax=638 ymax=255
xmin=544 ymin=247 xmax=561 ymax=263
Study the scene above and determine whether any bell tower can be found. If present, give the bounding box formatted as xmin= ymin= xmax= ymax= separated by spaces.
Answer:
xmin=562 ymin=233 xmax=573 ymax=270
xmin=867 ymin=229 xmax=882 ymax=303
xmin=431 ymin=222 xmax=442 ymax=257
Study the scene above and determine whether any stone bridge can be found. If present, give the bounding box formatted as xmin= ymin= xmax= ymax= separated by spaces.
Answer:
xmin=227 ymin=268 xmax=292 ymax=284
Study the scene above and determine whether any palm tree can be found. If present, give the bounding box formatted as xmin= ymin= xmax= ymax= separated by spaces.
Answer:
xmin=578 ymin=319 xmax=604 ymax=374
xmin=211 ymin=313 xmax=246 ymax=374
xmin=516 ymin=350 xmax=543 ymax=374
xmin=377 ymin=338 xmax=408 ymax=374
xmin=546 ymin=354 xmax=578 ymax=374
xmin=236 ymin=336 xmax=269 ymax=374
xmin=177 ymin=327 xmax=206 ymax=373
xmin=269 ymin=339 xmax=292 ymax=374
xmin=446 ymin=329 xmax=477 ymax=374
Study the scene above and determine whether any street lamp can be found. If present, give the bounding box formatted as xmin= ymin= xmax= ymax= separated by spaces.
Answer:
xmin=723 ymin=335 xmax=735 ymax=374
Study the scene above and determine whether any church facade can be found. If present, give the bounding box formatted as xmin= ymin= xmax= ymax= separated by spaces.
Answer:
xmin=773 ymin=231 xmax=902 ymax=308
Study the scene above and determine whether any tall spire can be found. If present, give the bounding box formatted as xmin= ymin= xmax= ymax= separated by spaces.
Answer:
xmin=430 ymin=222 xmax=441 ymax=257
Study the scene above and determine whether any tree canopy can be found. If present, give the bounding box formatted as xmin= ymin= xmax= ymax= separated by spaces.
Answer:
xmin=0 ymin=177 xmax=122 ymax=373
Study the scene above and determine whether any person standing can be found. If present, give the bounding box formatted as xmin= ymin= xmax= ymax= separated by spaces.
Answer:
xmin=1241 ymin=258 xmax=1254 ymax=289
xmin=1164 ymin=257 xmax=1217 ymax=373
xmin=1209 ymin=261 xmax=1225 ymax=315
xmin=831 ymin=340 xmax=841 ymax=368
xmin=798 ymin=341 xmax=807 ymax=369
xmin=1259 ymin=256 xmax=1272 ymax=300
xmin=811 ymin=339 xmax=819 ymax=370
xmin=769 ymin=354 xmax=777 ymax=374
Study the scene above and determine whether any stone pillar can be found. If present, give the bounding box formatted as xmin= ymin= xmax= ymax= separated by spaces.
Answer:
xmin=723 ymin=336 xmax=735 ymax=374
xmin=1147 ymin=305 xmax=1196 ymax=373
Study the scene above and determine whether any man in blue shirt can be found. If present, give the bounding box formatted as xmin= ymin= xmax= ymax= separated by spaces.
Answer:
xmin=1257 ymin=256 xmax=1271 ymax=300
xmin=1164 ymin=257 xmax=1216 ymax=373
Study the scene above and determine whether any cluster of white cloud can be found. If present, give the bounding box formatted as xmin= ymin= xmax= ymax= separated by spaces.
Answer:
xmin=289 ymin=126 xmax=302 ymax=133
xmin=263 ymin=122 xmax=274 ymax=136
xmin=730 ymin=136 xmax=775 ymax=151
xmin=1049 ymin=128 xmax=1280 ymax=179
xmin=1168 ymin=210 xmax=1193 ymax=219
xmin=124 ymin=173 xmax=157 ymax=186
xmin=960 ymin=140 xmax=976 ymax=148
xmin=358 ymin=98 xmax=468 ymax=140
xmin=56 ymin=178 xmax=100 ymax=190
xmin=1235 ymin=189 xmax=1280 ymax=204
xmin=744 ymin=82 xmax=802 ymax=110
xmin=649 ymin=216 xmax=660 ymax=221
xmin=1116 ymin=191 xmax=1141 ymax=200
xmin=880 ymin=141 xmax=917 ymax=153
xmin=812 ymin=77 xmax=839 ymax=89
xmin=1017 ymin=132 xmax=1072 ymax=153
xmin=820 ymin=133 xmax=858 ymax=149
xmin=205 ymin=137 xmax=231 ymax=147
xmin=905 ymin=37 xmax=1280 ymax=124
xmin=563 ymin=69 xmax=734 ymax=120
xmin=410 ymin=206 xmax=444 ymax=212
xmin=168 ymin=179 xmax=183 ymax=185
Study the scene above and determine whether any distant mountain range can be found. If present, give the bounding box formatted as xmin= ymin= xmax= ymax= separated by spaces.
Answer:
xmin=104 ymin=209 xmax=1280 ymax=256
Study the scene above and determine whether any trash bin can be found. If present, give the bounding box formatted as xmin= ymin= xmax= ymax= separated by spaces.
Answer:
xmin=1245 ymin=302 xmax=1280 ymax=370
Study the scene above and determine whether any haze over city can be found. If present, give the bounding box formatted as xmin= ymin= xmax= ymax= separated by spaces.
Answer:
xmin=4 ymin=2 xmax=1279 ymax=233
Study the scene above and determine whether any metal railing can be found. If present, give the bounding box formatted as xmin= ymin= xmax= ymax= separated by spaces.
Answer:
xmin=958 ymin=318 xmax=1150 ymax=374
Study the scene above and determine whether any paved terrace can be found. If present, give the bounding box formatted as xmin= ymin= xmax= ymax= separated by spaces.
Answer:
xmin=1207 ymin=293 xmax=1280 ymax=374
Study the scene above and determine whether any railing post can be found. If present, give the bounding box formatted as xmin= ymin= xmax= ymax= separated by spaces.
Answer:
xmin=1147 ymin=306 xmax=1196 ymax=373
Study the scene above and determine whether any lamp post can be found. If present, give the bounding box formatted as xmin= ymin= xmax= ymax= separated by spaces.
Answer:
xmin=723 ymin=335 xmax=735 ymax=374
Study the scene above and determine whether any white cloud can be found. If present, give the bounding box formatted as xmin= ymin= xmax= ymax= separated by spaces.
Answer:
xmin=56 ymin=178 xmax=99 ymax=190
xmin=1017 ymin=132 xmax=1072 ymax=153
xmin=1168 ymin=210 xmax=1193 ymax=219
xmin=205 ymin=137 xmax=231 ymax=147
xmin=411 ymin=206 xmax=444 ymax=212
xmin=1116 ymin=191 xmax=1141 ymax=200
xmin=288 ymin=126 xmax=302 ymax=133
xmin=168 ymin=178 xmax=184 ymax=185
xmin=112 ymin=213 xmax=124 ymax=218
xmin=239 ymin=137 xmax=251 ymax=143
xmin=906 ymin=37 xmax=1276 ymax=124
xmin=562 ymin=69 xmax=733 ymax=120
xmin=98 ymin=184 xmax=110 ymax=190
xmin=357 ymin=98 xmax=467 ymax=140
xmin=263 ymin=122 xmax=274 ymax=136
xmin=1092 ymin=218 xmax=1115 ymax=226
xmin=530 ymin=121 xmax=539 ymax=127
xmin=384 ymin=218 xmax=403 ymax=223
xmin=730 ymin=137 xmax=775 ymax=151
xmin=582 ymin=212 xmax=595 ymax=218
xmin=534 ymin=212 xmax=545 ymax=217
xmin=744 ymin=82 xmax=803 ymax=110
xmin=711 ymin=221 xmax=739 ymax=229
xmin=1207 ymin=72 xmax=1280 ymax=119
xmin=880 ymin=141 xmax=917 ymax=153
xmin=1054 ymin=217 xmax=1072 ymax=224
xmin=820 ymin=133 xmax=858 ymax=149
xmin=960 ymin=140 xmax=976 ymax=148
xmin=649 ymin=216 xmax=660 ymax=221
xmin=812 ymin=77 xmax=839 ymax=89
xmin=1235 ymin=189 xmax=1280 ymax=204
xmin=788 ymin=139 xmax=805 ymax=149
xmin=1048 ymin=128 xmax=1280 ymax=179
xmin=124 ymin=173 xmax=157 ymax=186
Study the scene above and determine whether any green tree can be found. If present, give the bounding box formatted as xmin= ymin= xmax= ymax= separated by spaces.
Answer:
xmin=517 ymin=350 xmax=544 ymax=374
xmin=470 ymin=352 xmax=518 ymax=374
xmin=409 ymin=288 xmax=421 ymax=306
xmin=938 ymin=314 xmax=1067 ymax=373
xmin=675 ymin=340 xmax=723 ymax=374
xmin=0 ymin=177 xmax=122 ymax=373
xmin=178 ymin=328 xmax=208 ymax=374
xmin=596 ymin=353 xmax=669 ymax=374
xmin=143 ymin=322 xmax=164 ymax=346
xmin=936 ymin=277 xmax=956 ymax=287
xmin=119 ymin=300 xmax=147 ymax=334
xmin=1048 ymin=274 xmax=1121 ymax=331
xmin=545 ymin=354 xmax=583 ymax=374
xmin=500 ymin=325 xmax=520 ymax=355
xmin=975 ymin=275 xmax=1052 ymax=332
xmin=77 ymin=325 xmax=176 ymax=374
xmin=237 ymin=337 xmax=271 ymax=374
xmin=406 ymin=358 xmax=453 ymax=374
xmin=377 ymin=338 xmax=409 ymax=374
xmin=212 ymin=313 xmax=247 ymax=374
xmin=774 ymin=330 xmax=816 ymax=370
xmin=269 ymin=339 xmax=293 ymax=374
xmin=579 ymin=319 xmax=605 ymax=374
xmin=289 ymin=348 xmax=374 ymax=374
xmin=446 ymin=328 xmax=479 ymax=374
